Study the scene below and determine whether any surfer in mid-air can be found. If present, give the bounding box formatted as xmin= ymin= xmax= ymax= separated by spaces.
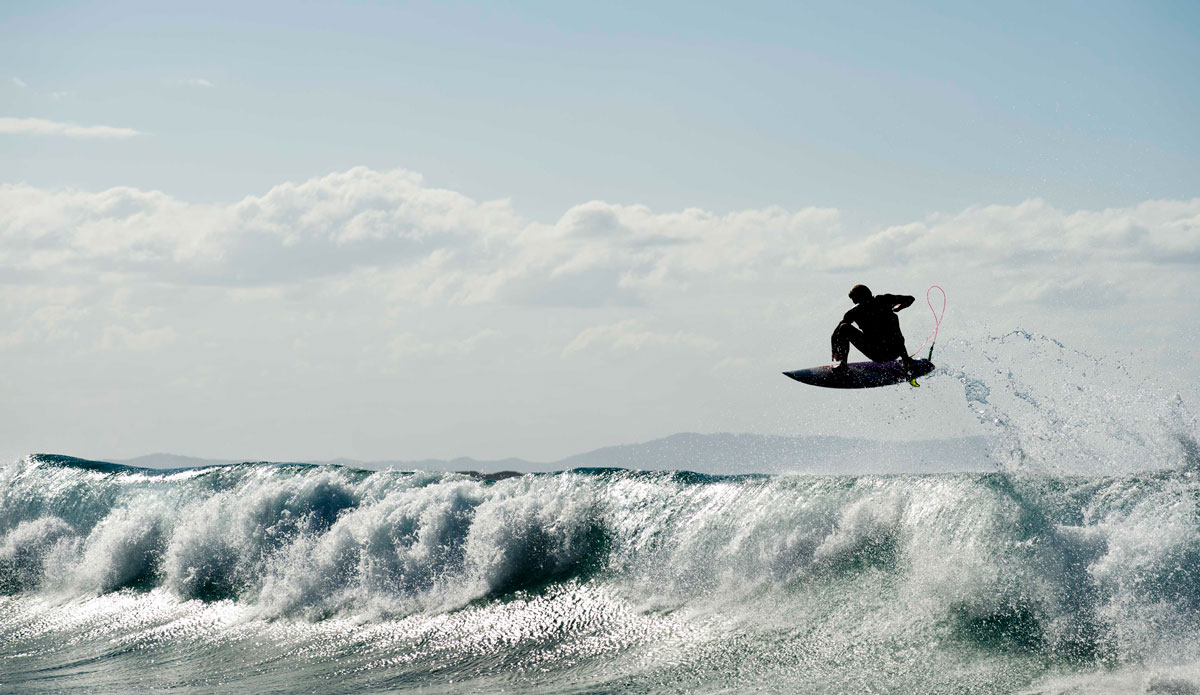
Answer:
xmin=831 ymin=285 xmax=916 ymax=373
xmin=783 ymin=284 xmax=939 ymax=388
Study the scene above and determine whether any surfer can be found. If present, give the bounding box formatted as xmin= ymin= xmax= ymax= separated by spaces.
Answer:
xmin=831 ymin=285 xmax=916 ymax=372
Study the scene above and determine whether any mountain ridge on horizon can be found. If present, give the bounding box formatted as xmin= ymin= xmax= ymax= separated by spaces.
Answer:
xmin=103 ymin=432 xmax=992 ymax=475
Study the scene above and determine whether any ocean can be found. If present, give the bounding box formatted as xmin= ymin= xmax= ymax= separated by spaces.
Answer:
xmin=2 ymin=333 xmax=1198 ymax=694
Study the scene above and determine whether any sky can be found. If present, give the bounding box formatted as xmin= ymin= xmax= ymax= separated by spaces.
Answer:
xmin=1 ymin=1 xmax=1198 ymax=463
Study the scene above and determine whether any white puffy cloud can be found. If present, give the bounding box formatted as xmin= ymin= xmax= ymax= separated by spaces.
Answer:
xmin=0 ymin=117 xmax=141 ymax=139
xmin=5 ymin=169 xmax=1196 ymax=308
xmin=389 ymin=329 xmax=500 ymax=359
xmin=1 ymin=166 xmax=1196 ymax=462
xmin=171 ymin=78 xmax=215 ymax=88
xmin=0 ymin=167 xmax=846 ymax=306
xmin=3 ymin=169 xmax=1196 ymax=373
xmin=998 ymin=276 xmax=1127 ymax=308
xmin=561 ymin=320 xmax=719 ymax=357
xmin=101 ymin=325 xmax=178 ymax=352
xmin=823 ymin=198 xmax=1200 ymax=270
xmin=2 ymin=169 xmax=1196 ymax=346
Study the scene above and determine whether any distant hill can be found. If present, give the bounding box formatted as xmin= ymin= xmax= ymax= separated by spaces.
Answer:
xmin=114 ymin=433 xmax=992 ymax=475
xmin=556 ymin=432 xmax=991 ymax=475
xmin=118 ymin=453 xmax=242 ymax=468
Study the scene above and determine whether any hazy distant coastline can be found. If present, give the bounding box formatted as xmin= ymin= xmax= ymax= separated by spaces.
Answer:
xmin=110 ymin=432 xmax=992 ymax=476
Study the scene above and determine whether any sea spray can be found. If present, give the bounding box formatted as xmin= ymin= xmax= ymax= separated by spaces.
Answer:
xmin=942 ymin=330 xmax=1197 ymax=474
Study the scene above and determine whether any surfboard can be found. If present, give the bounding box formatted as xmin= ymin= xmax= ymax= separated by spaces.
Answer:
xmin=783 ymin=358 xmax=935 ymax=389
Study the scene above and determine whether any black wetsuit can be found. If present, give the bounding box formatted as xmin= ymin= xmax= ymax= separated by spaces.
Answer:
xmin=831 ymin=294 xmax=913 ymax=363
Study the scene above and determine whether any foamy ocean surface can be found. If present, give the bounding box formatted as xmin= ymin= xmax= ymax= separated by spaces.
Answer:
xmin=3 ymin=333 xmax=1198 ymax=695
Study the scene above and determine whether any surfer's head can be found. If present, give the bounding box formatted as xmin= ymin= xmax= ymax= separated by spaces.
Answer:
xmin=849 ymin=284 xmax=872 ymax=304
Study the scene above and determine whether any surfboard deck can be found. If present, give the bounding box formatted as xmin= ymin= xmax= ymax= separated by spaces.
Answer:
xmin=783 ymin=358 xmax=935 ymax=389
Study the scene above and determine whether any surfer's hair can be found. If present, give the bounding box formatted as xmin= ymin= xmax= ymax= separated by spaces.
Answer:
xmin=849 ymin=284 xmax=872 ymax=303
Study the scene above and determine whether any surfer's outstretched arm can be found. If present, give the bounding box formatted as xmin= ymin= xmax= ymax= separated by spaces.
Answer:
xmin=877 ymin=294 xmax=914 ymax=312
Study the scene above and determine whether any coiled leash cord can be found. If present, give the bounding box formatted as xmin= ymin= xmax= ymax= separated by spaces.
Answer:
xmin=905 ymin=285 xmax=946 ymax=387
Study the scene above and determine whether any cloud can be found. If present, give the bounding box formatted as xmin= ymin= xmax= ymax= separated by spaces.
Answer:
xmin=169 ymin=78 xmax=215 ymax=88
xmin=0 ymin=168 xmax=849 ymax=307
xmin=8 ymin=77 xmax=27 ymax=88
xmin=561 ymin=320 xmax=718 ymax=357
xmin=101 ymin=325 xmax=178 ymax=352
xmin=389 ymin=329 xmax=500 ymax=359
xmin=998 ymin=276 xmax=1128 ymax=308
xmin=1 ymin=167 xmax=1197 ymax=320
xmin=821 ymin=198 xmax=1200 ymax=270
xmin=0 ymin=117 xmax=141 ymax=139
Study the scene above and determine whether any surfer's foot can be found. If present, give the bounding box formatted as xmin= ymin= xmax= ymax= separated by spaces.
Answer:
xmin=832 ymin=361 xmax=848 ymax=373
